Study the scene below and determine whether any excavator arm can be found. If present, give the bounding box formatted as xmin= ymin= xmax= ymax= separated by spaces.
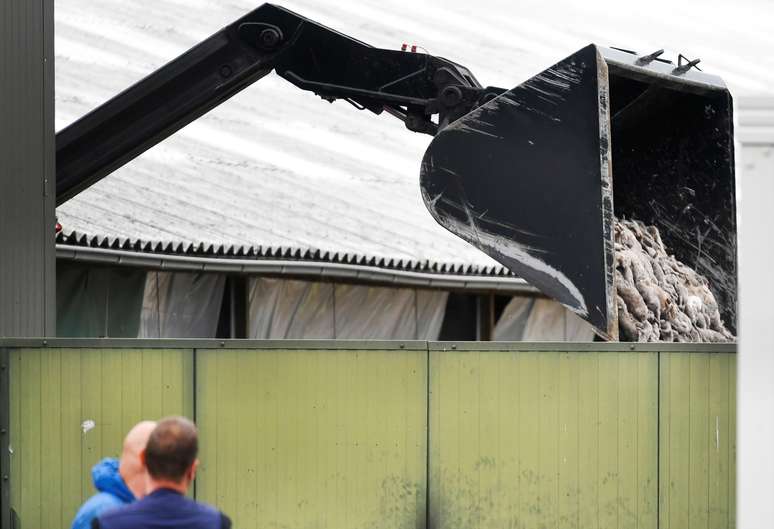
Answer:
xmin=55 ymin=3 xmax=502 ymax=205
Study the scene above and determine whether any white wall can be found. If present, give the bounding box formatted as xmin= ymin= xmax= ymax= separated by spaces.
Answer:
xmin=737 ymin=97 xmax=774 ymax=528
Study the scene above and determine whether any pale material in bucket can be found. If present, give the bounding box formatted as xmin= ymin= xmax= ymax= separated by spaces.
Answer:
xmin=615 ymin=219 xmax=734 ymax=342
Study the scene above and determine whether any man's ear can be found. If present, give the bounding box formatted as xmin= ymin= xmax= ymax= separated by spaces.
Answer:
xmin=140 ymin=449 xmax=147 ymax=467
xmin=189 ymin=459 xmax=199 ymax=482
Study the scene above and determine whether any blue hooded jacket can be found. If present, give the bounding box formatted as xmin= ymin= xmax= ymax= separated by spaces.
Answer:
xmin=70 ymin=458 xmax=135 ymax=529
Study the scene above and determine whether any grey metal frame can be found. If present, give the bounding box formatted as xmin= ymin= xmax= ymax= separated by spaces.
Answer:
xmin=0 ymin=0 xmax=56 ymax=338
xmin=0 ymin=338 xmax=737 ymax=353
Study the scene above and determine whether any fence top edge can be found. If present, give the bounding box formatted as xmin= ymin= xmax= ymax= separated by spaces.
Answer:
xmin=0 ymin=338 xmax=737 ymax=353
xmin=428 ymin=341 xmax=737 ymax=353
xmin=0 ymin=338 xmax=428 ymax=351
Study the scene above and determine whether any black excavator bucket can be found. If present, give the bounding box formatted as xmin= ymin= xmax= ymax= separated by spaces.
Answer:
xmin=420 ymin=44 xmax=736 ymax=340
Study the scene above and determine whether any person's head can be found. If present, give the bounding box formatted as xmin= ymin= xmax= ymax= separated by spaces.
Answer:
xmin=119 ymin=420 xmax=157 ymax=499
xmin=141 ymin=416 xmax=199 ymax=493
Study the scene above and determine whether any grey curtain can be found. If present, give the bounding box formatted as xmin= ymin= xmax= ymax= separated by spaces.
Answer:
xmin=494 ymin=296 xmax=595 ymax=341
xmin=56 ymin=261 xmax=146 ymax=337
xmin=248 ymin=278 xmax=335 ymax=339
xmin=248 ymin=278 xmax=448 ymax=340
xmin=138 ymin=271 xmax=226 ymax=338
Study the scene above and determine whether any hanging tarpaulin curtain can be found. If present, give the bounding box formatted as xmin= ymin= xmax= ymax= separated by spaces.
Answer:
xmin=333 ymin=284 xmax=417 ymax=339
xmin=56 ymin=261 xmax=146 ymax=337
xmin=248 ymin=278 xmax=335 ymax=339
xmin=248 ymin=278 xmax=448 ymax=340
xmin=139 ymin=271 xmax=226 ymax=338
xmin=416 ymin=288 xmax=448 ymax=340
xmin=493 ymin=296 xmax=595 ymax=341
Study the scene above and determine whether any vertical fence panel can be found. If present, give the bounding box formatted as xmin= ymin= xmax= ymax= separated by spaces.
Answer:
xmin=9 ymin=349 xmax=22 ymax=529
xmin=40 ymin=349 xmax=62 ymax=529
xmin=690 ymin=355 xmax=711 ymax=529
xmin=597 ymin=353 xmax=620 ymax=529
xmin=8 ymin=347 xmax=193 ymax=529
xmin=79 ymin=348 xmax=103 ymax=500
xmin=0 ymin=348 xmax=10 ymax=529
xmin=477 ymin=350 xmax=501 ymax=529
xmin=638 ymin=353 xmax=659 ymax=528
xmin=195 ymin=347 xmax=428 ymax=529
xmin=708 ymin=354 xmax=730 ymax=529
xmin=659 ymin=352 xmax=736 ymax=529
xmin=519 ymin=352 xmax=540 ymax=529
xmin=59 ymin=348 xmax=83 ymax=529
xmin=558 ymin=353 xmax=580 ymax=529
xmin=578 ymin=353 xmax=600 ymax=529
xmin=540 ymin=353 xmax=560 ymax=526
xmin=617 ymin=353 xmax=637 ymax=528
xmin=728 ymin=357 xmax=736 ymax=528
xmin=101 ymin=349 xmax=124 ymax=467
xmin=18 ymin=350 xmax=42 ymax=529
xmin=428 ymin=348 xmax=658 ymax=529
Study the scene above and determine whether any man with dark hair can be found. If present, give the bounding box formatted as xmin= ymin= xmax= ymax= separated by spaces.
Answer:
xmin=93 ymin=417 xmax=231 ymax=529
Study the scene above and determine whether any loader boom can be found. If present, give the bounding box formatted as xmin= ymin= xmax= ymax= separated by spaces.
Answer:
xmin=55 ymin=3 xmax=503 ymax=205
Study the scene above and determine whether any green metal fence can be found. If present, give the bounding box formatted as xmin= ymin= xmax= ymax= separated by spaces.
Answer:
xmin=429 ymin=348 xmax=659 ymax=529
xmin=659 ymin=352 xmax=736 ymax=529
xmin=5 ymin=346 xmax=193 ymax=529
xmin=196 ymin=346 xmax=428 ymax=529
xmin=0 ymin=340 xmax=736 ymax=529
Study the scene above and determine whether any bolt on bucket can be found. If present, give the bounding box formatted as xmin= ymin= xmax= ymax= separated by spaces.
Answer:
xmin=420 ymin=44 xmax=736 ymax=340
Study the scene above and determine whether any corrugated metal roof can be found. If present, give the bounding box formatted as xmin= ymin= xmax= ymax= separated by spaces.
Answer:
xmin=55 ymin=0 xmax=774 ymax=275
xmin=55 ymin=230 xmax=513 ymax=276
